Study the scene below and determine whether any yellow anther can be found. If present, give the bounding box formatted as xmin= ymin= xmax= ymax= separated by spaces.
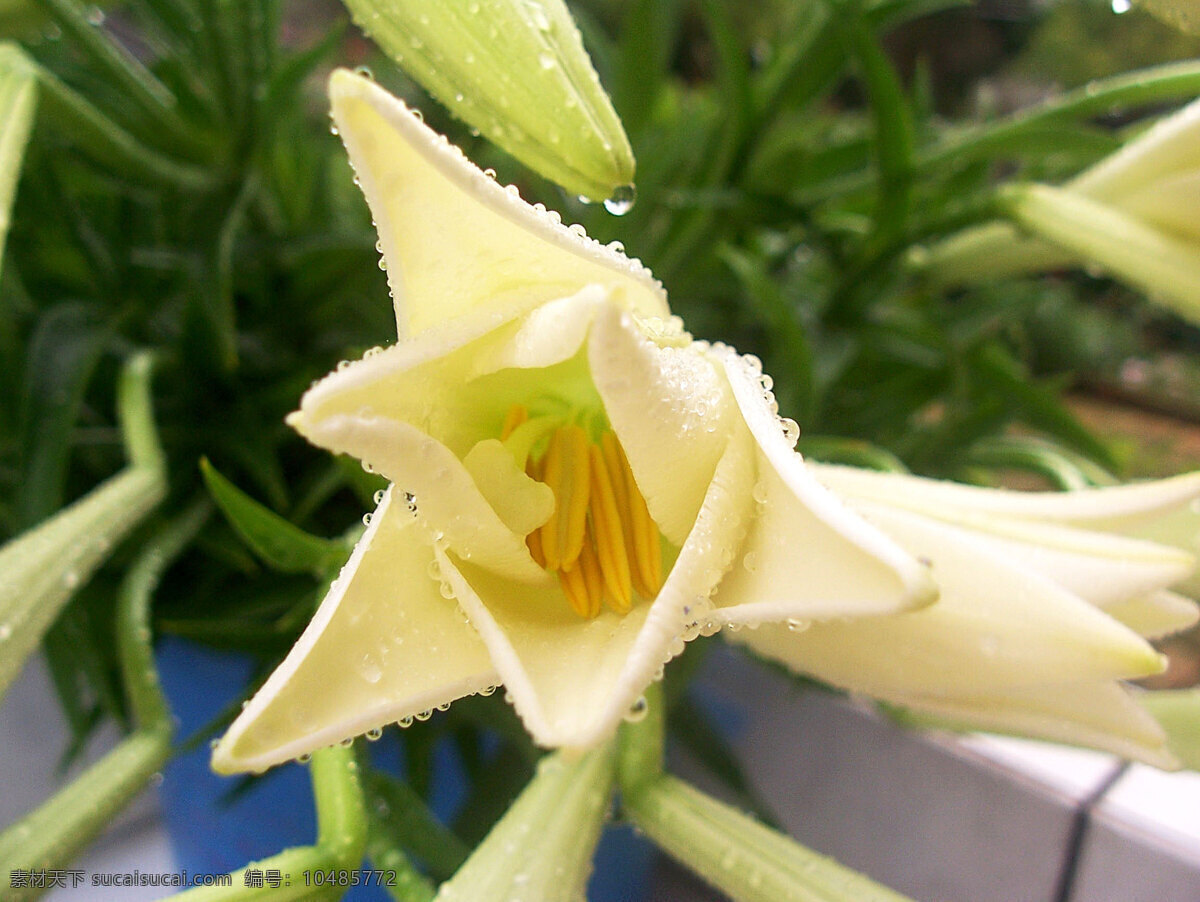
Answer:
xmin=539 ymin=425 xmax=590 ymax=571
xmin=559 ymin=560 xmax=592 ymax=618
xmin=613 ymin=436 xmax=662 ymax=597
xmin=601 ymin=433 xmax=662 ymax=598
xmin=588 ymin=445 xmax=632 ymax=612
xmin=514 ymin=419 xmax=661 ymax=618
xmin=501 ymin=404 xmax=528 ymax=441
xmin=559 ymin=525 xmax=603 ymax=620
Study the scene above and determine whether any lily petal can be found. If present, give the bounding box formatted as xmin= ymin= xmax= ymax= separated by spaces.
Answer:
xmin=712 ymin=354 xmax=937 ymax=623
xmin=812 ymin=463 xmax=1200 ymax=538
xmin=587 ymin=305 xmax=734 ymax=546
xmin=734 ymin=503 xmax=1164 ymax=699
xmin=329 ymin=69 xmax=667 ymax=338
xmin=850 ymin=501 xmax=1193 ymax=609
xmin=435 ymin=427 xmax=759 ymax=751
xmin=1071 ymin=96 xmax=1200 ymax=200
xmin=212 ymin=489 xmax=498 ymax=774
xmin=1104 ymin=590 xmax=1200 ymax=639
xmin=890 ymin=682 xmax=1176 ymax=769
xmin=295 ymin=412 xmax=547 ymax=582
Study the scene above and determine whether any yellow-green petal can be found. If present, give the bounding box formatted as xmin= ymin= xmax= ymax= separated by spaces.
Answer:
xmin=889 ymin=681 xmax=1176 ymax=768
xmin=712 ymin=354 xmax=936 ymax=624
xmin=735 ymin=502 xmax=1164 ymax=699
xmin=587 ymin=305 xmax=734 ymax=546
xmin=329 ymin=69 xmax=664 ymax=338
xmin=213 ymin=490 xmax=498 ymax=773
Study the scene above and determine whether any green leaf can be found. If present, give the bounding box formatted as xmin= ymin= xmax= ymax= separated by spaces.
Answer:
xmin=200 ymin=458 xmax=349 ymax=575
xmin=363 ymin=769 xmax=470 ymax=881
xmin=16 ymin=302 xmax=110 ymax=525
xmin=0 ymin=41 xmax=35 ymax=279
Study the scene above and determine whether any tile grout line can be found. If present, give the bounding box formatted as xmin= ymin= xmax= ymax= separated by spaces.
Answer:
xmin=1051 ymin=761 xmax=1130 ymax=902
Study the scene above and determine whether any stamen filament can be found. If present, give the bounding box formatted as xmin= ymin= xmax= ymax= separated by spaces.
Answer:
xmin=501 ymin=404 xmax=528 ymax=441
xmin=588 ymin=445 xmax=632 ymax=612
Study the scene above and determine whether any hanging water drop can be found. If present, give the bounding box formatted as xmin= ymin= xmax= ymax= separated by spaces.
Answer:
xmin=604 ymin=184 xmax=636 ymax=216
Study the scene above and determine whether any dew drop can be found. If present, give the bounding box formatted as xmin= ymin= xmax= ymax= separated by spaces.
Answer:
xmin=483 ymin=168 xmax=497 ymax=179
xmin=399 ymin=715 xmax=415 ymax=728
xmin=604 ymin=183 xmax=636 ymax=216
xmin=786 ymin=618 xmax=810 ymax=633
xmin=366 ymin=727 xmax=384 ymax=741
xmin=360 ymin=653 xmax=383 ymax=684
xmin=338 ymin=736 xmax=354 ymax=747
xmin=625 ymin=695 xmax=649 ymax=722
xmin=353 ymin=65 xmax=375 ymax=81
xmin=362 ymin=512 xmax=373 ymax=527
xmin=373 ymin=489 xmax=386 ymax=505
xmin=297 ymin=753 xmax=312 ymax=764
xmin=780 ymin=418 xmax=801 ymax=446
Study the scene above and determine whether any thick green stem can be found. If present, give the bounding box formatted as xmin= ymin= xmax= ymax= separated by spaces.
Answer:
xmin=169 ymin=745 xmax=367 ymax=902
xmin=434 ymin=745 xmax=616 ymax=902
xmin=0 ymin=354 xmax=167 ymax=700
xmin=0 ymin=502 xmax=207 ymax=900
xmin=617 ymin=681 xmax=664 ymax=794
xmin=625 ymin=775 xmax=916 ymax=902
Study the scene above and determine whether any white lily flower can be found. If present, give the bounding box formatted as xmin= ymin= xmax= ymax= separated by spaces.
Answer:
xmin=212 ymin=71 xmax=1194 ymax=775
xmin=211 ymin=71 xmax=937 ymax=773
xmin=732 ymin=463 xmax=1200 ymax=767
xmin=923 ymin=96 xmax=1200 ymax=321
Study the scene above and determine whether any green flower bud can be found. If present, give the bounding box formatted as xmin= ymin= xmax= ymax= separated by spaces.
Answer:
xmin=342 ymin=0 xmax=636 ymax=205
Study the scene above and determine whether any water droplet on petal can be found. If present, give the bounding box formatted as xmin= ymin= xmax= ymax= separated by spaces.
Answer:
xmin=625 ymin=695 xmax=649 ymax=722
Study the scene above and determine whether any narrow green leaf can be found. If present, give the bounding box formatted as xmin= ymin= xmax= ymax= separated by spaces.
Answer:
xmin=0 ymin=43 xmax=213 ymax=190
xmin=30 ymin=0 xmax=210 ymax=155
xmin=0 ymin=41 xmax=35 ymax=279
xmin=363 ymin=769 xmax=470 ymax=881
xmin=624 ymin=774 xmax=916 ymax=902
xmin=200 ymin=458 xmax=348 ymax=575
xmin=963 ymin=436 xmax=1115 ymax=491
xmin=17 ymin=302 xmax=110 ymax=525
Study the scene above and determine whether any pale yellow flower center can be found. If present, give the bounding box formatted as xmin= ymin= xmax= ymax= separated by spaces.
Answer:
xmin=502 ymin=404 xmax=663 ymax=619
